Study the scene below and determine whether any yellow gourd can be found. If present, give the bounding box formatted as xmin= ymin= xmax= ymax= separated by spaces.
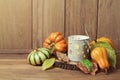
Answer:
xmin=90 ymin=37 xmax=114 ymax=49
xmin=91 ymin=47 xmax=109 ymax=72
xmin=97 ymin=37 xmax=114 ymax=48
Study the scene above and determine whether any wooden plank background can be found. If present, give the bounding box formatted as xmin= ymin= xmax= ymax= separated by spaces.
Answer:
xmin=65 ymin=0 xmax=98 ymax=40
xmin=98 ymin=0 xmax=120 ymax=52
xmin=0 ymin=0 xmax=119 ymax=53
xmin=0 ymin=0 xmax=32 ymax=50
xmin=39 ymin=0 xmax=65 ymax=47
xmin=36 ymin=0 xmax=65 ymax=48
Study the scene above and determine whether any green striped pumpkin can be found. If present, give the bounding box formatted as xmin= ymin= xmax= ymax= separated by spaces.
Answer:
xmin=28 ymin=48 xmax=52 ymax=66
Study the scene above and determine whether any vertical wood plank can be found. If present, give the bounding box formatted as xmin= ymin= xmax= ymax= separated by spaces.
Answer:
xmin=33 ymin=0 xmax=44 ymax=48
xmin=66 ymin=0 xmax=83 ymax=36
xmin=98 ymin=0 xmax=120 ymax=51
xmin=0 ymin=0 xmax=32 ymax=49
xmin=37 ymin=0 xmax=44 ymax=47
xmin=42 ymin=0 xmax=65 ymax=42
xmin=65 ymin=0 xmax=98 ymax=40
xmin=32 ymin=0 xmax=38 ymax=49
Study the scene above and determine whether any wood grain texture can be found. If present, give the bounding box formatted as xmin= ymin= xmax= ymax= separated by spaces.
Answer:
xmin=37 ymin=0 xmax=44 ymax=47
xmin=0 ymin=0 xmax=32 ymax=49
xmin=65 ymin=0 xmax=98 ymax=40
xmin=32 ymin=0 xmax=38 ymax=49
xmin=98 ymin=0 xmax=120 ymax=51
xmin=0 ymin=53 xmax=120 ymax=80
xmin=42 ymin=0 xmax=65 ymax=41
xmin=33 ymin=0 xmax=44 ymax=48
xmin=0 ymin=0 xmax=120 ymax=53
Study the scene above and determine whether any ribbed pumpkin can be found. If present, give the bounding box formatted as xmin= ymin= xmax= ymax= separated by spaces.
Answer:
xmin=27 ymin=48 xmax=53 ymax=66
xmin=43 ymin=32 xmax=68 ymax=53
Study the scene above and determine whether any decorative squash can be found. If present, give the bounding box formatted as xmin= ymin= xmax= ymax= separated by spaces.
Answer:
xmin=27 ymin=47 xmax=53 ymax=66
xmin=91 ymin=41 xmax=116 ymax=68
xmin=97 ymin=37 xmax=114 ymax=48
xmin=43 ymin=32 xmax=68 ymax=53
xmin=90 ymin=37 xmax=114 ymax=49
xmin=91 ymin=47 xmax=109 ymax=72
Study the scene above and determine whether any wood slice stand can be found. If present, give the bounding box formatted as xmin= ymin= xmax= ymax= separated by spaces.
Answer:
xmin=54 ymin=60 xmax=80 ymax=71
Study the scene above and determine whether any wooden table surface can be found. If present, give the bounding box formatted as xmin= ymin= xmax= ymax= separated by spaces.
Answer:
xmin=0 ymin=53 xmax=120 ymax=80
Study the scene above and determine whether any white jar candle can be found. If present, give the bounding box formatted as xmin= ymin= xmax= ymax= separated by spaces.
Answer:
xmin=68 ymin=35 xmax=89 ymax=62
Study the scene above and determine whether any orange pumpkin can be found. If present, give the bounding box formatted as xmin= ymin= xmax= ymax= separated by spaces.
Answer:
xmin=43 ymin=32 xmax=68 ymax=53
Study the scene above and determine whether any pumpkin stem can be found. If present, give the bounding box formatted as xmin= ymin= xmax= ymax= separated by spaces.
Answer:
xmin=47 ymin=43 xmax=55 ymax=54
xmin=105 ymin=68 xmax=108 ymax=75
xmin=35 ymin=48 xmax=39 ymax=52
xmin=94 ymin=39 xmax=97 ymax=42
xmin=50 ymin=43 xmax=55 ymax=48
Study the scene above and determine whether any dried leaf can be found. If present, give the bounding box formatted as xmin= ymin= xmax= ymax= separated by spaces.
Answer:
xmin=56 ymin=51 xmax=69 ymax=63
xmin=42 ymin=58 xmax=55 ymax=71
xmin=77 ymin=60 xmax=98 ymax=75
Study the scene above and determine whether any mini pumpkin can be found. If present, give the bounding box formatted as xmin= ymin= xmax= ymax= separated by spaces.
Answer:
xmin=27 ymin=48 xmax=53 ymax=65
xmin=43 ymin=32 xmax=68 ymax=53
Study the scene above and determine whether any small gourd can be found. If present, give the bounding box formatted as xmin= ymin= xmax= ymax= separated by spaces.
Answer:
xmin=27 ymin=47 xmax=54 ymax=66
xmin=97 ymin=37 xmax=114 ymax=48
xmin=90 ymin=37 xmax=114 ymax=48
xmin=91 ymin=47 xmax=109 ymax=72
